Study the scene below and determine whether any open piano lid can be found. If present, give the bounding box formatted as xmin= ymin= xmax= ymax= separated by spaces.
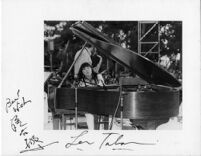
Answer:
xmin=70 ymin=21 xmax=181 ymax=88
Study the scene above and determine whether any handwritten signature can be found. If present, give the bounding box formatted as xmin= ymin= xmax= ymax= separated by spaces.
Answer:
xmin=99 ymin=132 xmax=156 ymax=150
xmin=19 ymin=134 xmax=59 ymax=153
xmin=6 ymin=89 xmax=31 ymax=113
xmin=20 ymin=141 xmax=59 ymax=153
xmin=65 ymin=130 xmax=156 ymax=151
xmin=10 ymin=114 xmax=28 ymax=136
xmin=6 ymin=89 xmax=59 ymax=154
xmin=65 ymin=130 xmax=94 ymax=150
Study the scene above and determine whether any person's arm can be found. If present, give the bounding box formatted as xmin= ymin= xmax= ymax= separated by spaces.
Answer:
xmin=93 ymin=55 xmax=102 ymax=73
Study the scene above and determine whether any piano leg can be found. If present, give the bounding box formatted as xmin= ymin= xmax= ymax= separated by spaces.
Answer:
xmin=52 ymin=114 xmax=60 ymax=130
xmin=61 ymin=114 xmax=66 ymax=130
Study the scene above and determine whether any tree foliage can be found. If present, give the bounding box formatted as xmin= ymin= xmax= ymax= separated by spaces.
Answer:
xmin=160 ymin=21 xmax=182 ymax=56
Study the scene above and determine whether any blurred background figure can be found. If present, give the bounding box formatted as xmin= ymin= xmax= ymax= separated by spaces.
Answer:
xmin=159 ymin=54 xmax=171 ymax=69
xmin=91 ymin=47 xmax=103 ymax=73
xmin=74 ymin=44 xmax=94 ymax=79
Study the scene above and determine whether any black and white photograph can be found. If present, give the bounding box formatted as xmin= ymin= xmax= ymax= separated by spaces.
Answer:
xmin=44 ymin=21 xmax=182 ymax=130
xmin=1 ymin=0 xmax=200 ymax=155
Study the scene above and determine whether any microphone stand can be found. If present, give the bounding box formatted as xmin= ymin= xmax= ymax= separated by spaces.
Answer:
xmin=120 ymin=84 xmax=124 ymax=129
xmin=72 ymin=79 xmax=80 ymax=130
xmin=74 ymin=84 xmax=78 ymax=130
xmin=109 ymin=83 xmax=123 ymax=130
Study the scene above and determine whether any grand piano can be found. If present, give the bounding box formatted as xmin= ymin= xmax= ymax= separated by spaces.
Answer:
xmin=48 ymin=21 xmax=182 ymax=130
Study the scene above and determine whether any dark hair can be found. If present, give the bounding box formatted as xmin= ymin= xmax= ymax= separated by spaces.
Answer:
xmin=78 ymin=62 xmax=97 ymax=81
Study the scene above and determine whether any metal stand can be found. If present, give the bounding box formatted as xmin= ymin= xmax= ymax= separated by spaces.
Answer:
xmin=138 ymin=21 xmax=160 ymax=62
xmin=50 ymin=53 xmax=53 ymax=72
xmin=109 ymin=84 xmax=123 ymax=130
xmin=75 ymin=87 xmax=78 ymax=129
xmin=119 ymin=84 xmax=124 ymax=130
xmin=120 ymin=91 xmax=124 ymax=129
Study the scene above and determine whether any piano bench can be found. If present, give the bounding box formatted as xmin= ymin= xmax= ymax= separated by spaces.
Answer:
xmin=57 ymin=111 xmax=87 ymax=130
xmin=97 ymin=115 xmax=109 ymax=130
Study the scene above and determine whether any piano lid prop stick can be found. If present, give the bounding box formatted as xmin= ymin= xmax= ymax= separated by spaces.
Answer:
xmin=58 ymin=42 xmax=87 ymax=88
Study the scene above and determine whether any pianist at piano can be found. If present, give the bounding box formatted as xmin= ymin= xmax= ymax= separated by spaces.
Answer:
xmin=77 ymin=62 xmax=105 ymax=129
